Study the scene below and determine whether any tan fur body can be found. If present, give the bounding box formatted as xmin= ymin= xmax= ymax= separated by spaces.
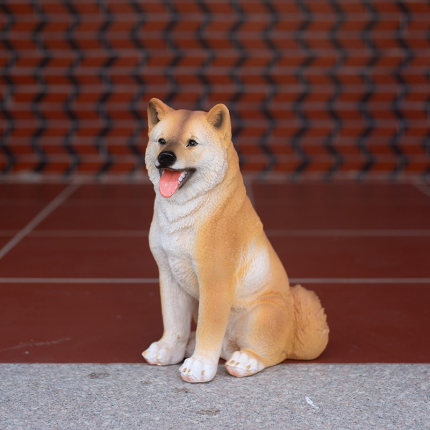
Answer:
xmin=142 ymin=99 xmax=329 ymax=383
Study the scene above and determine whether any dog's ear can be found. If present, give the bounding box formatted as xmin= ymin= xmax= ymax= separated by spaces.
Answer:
xmin=147 ymin=98 xmax=173 ymax=133
xmin=206 ymin=104 xmax=232 ymax=142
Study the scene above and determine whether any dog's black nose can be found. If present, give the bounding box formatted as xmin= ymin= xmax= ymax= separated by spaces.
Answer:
xmin=157 ymin=151 xmax=176 ymax=168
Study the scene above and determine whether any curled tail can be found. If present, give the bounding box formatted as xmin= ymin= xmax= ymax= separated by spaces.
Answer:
xmin=290 ymin=284 xmax=329 ymax=360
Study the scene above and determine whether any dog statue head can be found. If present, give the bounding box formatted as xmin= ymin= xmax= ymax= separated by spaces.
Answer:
xmin=145 ymin=98 xmax=234 ymax=202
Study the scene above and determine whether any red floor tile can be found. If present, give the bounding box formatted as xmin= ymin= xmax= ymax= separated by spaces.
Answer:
xmin=0 ymin=183 xmax=66 ymax=201
xmin=270 ymin=235 xmax=430 ymax=278
xmin=0 ymin=282 xmax=428 ymax=363
xmin=253 ymin=183 xmax=430 ymax=229
xmin=0 ymin=183 xmax=70 ymax=231
xmin=0 ymin=236 xmax=13 ymax=249
xmin=68 ymin=183 xmax=154 ymax=202
xmin=1 ymin=182 xmax=429 ymax=364
xmin=311 ymin=283 xmax=430 ymax=363
xmin=32 ymin=183 xmax=155 ymax=232
xmin=0 ymin=283 xmax=162 ymax=363
xmin=0 ymin=203 xmax=47 ymax=230
xmin=35 ymin=203 xmax=153 ymax=232
xmin=0 ymin=236 xmax=157 ymax=278
xmin=11 ymin=232 xmax=426 ymax=281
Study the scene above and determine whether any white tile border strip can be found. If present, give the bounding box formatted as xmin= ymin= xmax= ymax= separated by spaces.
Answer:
xmin=4 ymin=228 xmax=428 ymax=238
xmin=266 ymin=229 xmax=430 ymax=237
xmin=0 ymin=277 xmax=429 ymax=284
xmin=0 ymin=277 xmax=159 ymax=284
xmin=29 ymin=230 xmax=150 ymax=237
xmin=0 ymin=183 xmax=80 ymax=261
xmin=291 ymin=278 xmax=430 ymax=284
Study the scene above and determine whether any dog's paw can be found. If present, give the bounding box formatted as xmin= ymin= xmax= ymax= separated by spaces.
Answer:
xmin=142 ymin=341 xmax=184 ymax=366
xmin=179 ymin=355 xmax=218 ymax=383
xmin=225 ymin=350 xmax=265 ymax=378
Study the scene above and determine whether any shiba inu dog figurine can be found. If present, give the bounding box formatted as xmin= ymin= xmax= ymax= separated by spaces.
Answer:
xmin=142 ymin=98 xmax=329 ymax=383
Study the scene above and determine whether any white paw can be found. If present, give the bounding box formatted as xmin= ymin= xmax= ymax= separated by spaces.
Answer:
xmin=142 ymin=341 xmax=184 ymax=366
xmin=179 ymin=355 xmax=218 ymax=383
xmin=225 ymin=350 xmax=265 ymax=378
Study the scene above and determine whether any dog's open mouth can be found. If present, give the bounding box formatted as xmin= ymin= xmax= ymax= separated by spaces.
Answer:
xmin=158 ymin=168 xmax=195 ymax=198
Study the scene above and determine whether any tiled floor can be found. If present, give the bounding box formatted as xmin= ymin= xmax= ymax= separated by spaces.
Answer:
xmin=0 ymin=180 xmax=429 ymax=364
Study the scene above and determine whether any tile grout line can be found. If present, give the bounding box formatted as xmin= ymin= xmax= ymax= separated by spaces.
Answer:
xmin=290 ymin=278 xmax=430 ymax=284
xmin=29 ymin=230 xmax=150 ymax=237
xmin=0 ymin=183 xmax=81 ymax=261
xmin=0 ymin=277 xmax=429 ymax=284
xmin=0 ymin=277 xmax=159 ymax=284
xmin=267 ymin=229 xmax=430 ymax=237
xmin=13 ymin=229 xmax=430 ymax=238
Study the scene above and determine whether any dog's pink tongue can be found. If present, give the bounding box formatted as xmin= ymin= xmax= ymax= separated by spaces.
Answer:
xmin=159 ymin=169 xmax=182 ymax=198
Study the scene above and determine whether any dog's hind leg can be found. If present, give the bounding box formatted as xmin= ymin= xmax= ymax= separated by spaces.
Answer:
xmin=225 ymin=298 xmax=294 ymax=377
xmin=143 ymin=270 xmax=195 ymax=365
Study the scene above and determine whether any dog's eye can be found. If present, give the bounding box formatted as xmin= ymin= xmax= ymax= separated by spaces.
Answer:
xmin=158 ymin=138 xmax=166 ymax=145
xmin=187 ymin=139 xmax=198 ymax=147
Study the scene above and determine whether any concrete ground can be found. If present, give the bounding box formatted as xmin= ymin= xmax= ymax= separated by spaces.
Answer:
xmin=1 ymin=363 xmax=428 ymax=429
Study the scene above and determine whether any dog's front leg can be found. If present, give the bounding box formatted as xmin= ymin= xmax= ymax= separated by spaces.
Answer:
xmin=180 ymin=279 xmax=234 ymax=383
xmin=143 ymin=268 xmax=194 ymax=366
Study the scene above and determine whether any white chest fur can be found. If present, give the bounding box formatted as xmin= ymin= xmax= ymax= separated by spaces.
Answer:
xmin=149 ymin=195 xmax=210 ymax=299
xmin=159 ymin=230 xmax=199 ymax=299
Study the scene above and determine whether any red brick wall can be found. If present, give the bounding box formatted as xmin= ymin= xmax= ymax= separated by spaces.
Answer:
xmin=1 ymin=0 xmax=429 ymax=179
